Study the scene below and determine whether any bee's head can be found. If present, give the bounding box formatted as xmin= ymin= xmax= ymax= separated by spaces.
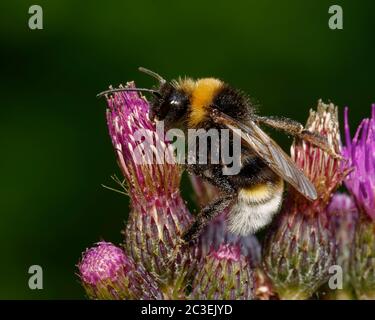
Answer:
xmin=150 ymin=83 xmax=189 ymax=127
xmin=97 ymin=67 xmax=189 ymax=128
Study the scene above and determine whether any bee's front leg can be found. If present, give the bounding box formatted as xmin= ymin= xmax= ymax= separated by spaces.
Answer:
xmin=184 ymin=163 xmax=236 ymax=194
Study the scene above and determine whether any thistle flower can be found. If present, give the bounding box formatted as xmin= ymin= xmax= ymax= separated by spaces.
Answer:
xmin=343 ymin=105 xmax=375 ymax=220
xmin=198 ymin=213 xmax=261 ymax=268
xmin=343 ymin=105 xmax=375 ymax=299
xmin=327 ymin=193 xmax=358 ymax=299
xmin=291 ymin=101 xmax=344 ymax=205
xmin=105 ymin=83 xmax=194 ymax=296
xmin=189 ymin=244 xmax=254 ymax=300
xmin=78 ymin=242 xmax=162 ymax=300
xmin=263 ymin=101 xmax=343 ymax=299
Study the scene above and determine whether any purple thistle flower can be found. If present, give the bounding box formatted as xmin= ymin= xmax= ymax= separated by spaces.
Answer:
xmin=343 ymin=105 xmax=375 ymax=299
xmin=343 ymin=105 xmax=375 ymax=220
xmin=78 ymin=242 xmax=162 ymax=300
xmin=105 ymin=83 xmax=194 ymax=297
xmin=328 ymin=192 xmax=357 ymax=214
xmin=106 ymin=82 xmax=180 ymax=201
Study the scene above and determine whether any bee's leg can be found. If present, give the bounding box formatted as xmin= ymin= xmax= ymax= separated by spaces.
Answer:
xmin=254 ymin=115 xmax=304 ymax=134
xmin=182 ymin=193 xmax=236 ymax=244
xmin=254 ymin=115 xmax=340 ymax=158
xmin=182 ymin=164 xmax=237 ymax=244
xmin=185 ymin=164 xmax=236 ymax=194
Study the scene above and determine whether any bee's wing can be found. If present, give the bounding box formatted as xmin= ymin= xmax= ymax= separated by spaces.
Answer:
xmin=211 ymin=109 xmax=317 ymax=201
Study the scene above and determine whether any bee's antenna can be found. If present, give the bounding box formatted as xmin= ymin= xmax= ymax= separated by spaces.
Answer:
xmin=96 ymin=87 xmax=161 ymax=98
xmin=138 ymin=67 xmax=166 ymax=85
xmin=97 ymin=67 xmax=165 ymax=98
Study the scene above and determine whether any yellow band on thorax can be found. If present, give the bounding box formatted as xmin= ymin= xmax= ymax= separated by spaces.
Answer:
xmin=188 ymin=78 xmax=223 ymax=126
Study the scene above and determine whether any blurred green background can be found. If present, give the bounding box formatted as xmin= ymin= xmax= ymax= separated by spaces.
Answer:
xmin=0 ymin=0 xmax=374 ymax=299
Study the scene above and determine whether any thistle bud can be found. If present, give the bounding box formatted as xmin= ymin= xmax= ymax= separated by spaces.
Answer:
xmin=188 ymin=176 xmax=259 ymax=299
xmin=263 ymin=101 xmax=343 ymax=299
xmin=198 ymin=213 xmax=261 ymax=268
xmin=326 ymin=193 xmax=358 ymax=299
xmin=190 ymin=244 xmax=254 ymax=300
xmin=350 ymin=216 xmax=375 ymax=299
xmin=263 ymin=211 xmax=336 ymax=299
xmin=78 ymin=242 xmax=162 ymax=300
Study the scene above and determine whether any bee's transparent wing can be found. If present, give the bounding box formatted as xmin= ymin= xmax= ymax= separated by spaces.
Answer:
xmin=211 ymin=109 xmax=317 ymax=201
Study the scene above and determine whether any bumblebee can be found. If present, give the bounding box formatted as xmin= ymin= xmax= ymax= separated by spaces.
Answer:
xmin=98 ymin=67 xmax=333 ymax=243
